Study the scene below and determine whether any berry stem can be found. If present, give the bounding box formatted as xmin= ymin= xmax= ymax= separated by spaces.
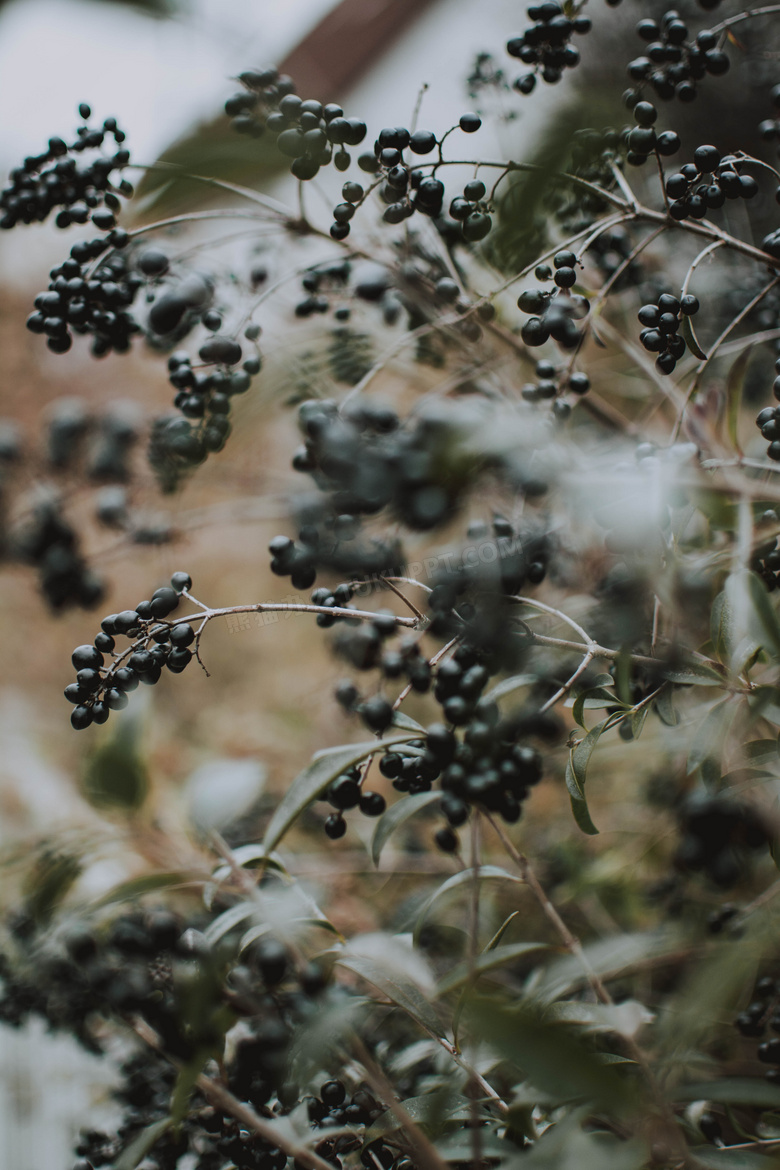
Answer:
xmin=710 ymin=2 xmax=780 ymax=32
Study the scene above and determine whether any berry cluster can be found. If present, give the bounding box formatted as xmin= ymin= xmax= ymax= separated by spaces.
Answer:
xmin=0 ymin=899 xmax=354 ymax=1170
xmin=225 ymin=66 xmax=367 ymax=181
xmin=664 ymin=146 xmax=759 ymax=220
xmin=444 ymin=176 xmax=493 ymax=243
xmin=637 ymin=291 xmax=699 ymax=374
xmin=754 ymin=371 xmax=780 ymax=467
xmin=63 ymin=573 xmax=194 ymax=729
xmin=336 ymin=643 xmax=547 ymax=849
xmin=26 ymin=244 xmax=139 ymax=356
xmin=291 ymin=397 xmax=470 ymax=533
xmin=627 ymin=15 xmax=729 ymax=103
xmin=735 ymin=976 xmax=780 ymax=1084
xmin=317 ymin=766 xmax=387 ymax=840
xmin=16 ymin=494 xmax=105 ymax=612
xmin=365 ymin=118 xmax=487 ymax=243
xmin=166 ymin=334 xmax=258 ymax=422
xmin=674 ymin=794 xmax=772 ymax=887
xmin=520 ymin=358 xmax=590 ymax=413
xmin=506 ymin=1 xmax=592 ymax=94
xmin=750 ymin=531 xmax=780 ymax=596
xmin=0 ymin=104 xmax=130 ymax=231
xmin=517 ymin=254 xmax=589 ymax=350
xmin=622 ymin=98 xmax=681 ymax=167
xmin=758 ymin=85 xmax=780 ymax=172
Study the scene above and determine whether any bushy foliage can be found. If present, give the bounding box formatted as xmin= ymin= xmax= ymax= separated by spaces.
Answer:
xmin=4 ymin=1 xmax=780 ymax=1168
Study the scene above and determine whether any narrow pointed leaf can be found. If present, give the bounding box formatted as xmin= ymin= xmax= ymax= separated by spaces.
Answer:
xmin=114 ymin=1118 xmax=172 ymax=1170
xmin=264 ymin=732 xmax=424 ymax=852
xmin=335 ymin=952 xmax=444 ymax=1037
xmin=725 ymin=345 xmax=754 ymax=452
xmin=412 ymin=866 xmax=522 ymax=945
xmin=436 ymin=942 xmax=554 ymax=996
xmin=565 ymin=717 xmax=609 ymax=835
xmin=371 ymin=791 xmax=441 ymax=866
xmin=680 ymin=312 xmax=707 ymax=361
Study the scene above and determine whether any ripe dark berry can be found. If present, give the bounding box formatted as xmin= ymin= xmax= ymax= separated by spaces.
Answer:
xmin=72 ymin=644 xmax=103 ymax=670
xmin=409 ymin=130 xmax=436 ymax=154
xmin=324 ymin=813 xmax=347 ymax=839
xmin=459 ymin=113 xmax=481 ymax=133
xmin=321 ymin=1080 xmax=347 ymax=1107
xmin=71 ymin=705 xmax=93 ymax=730
xmin=361 ymin=696 xmax=394 ymax=732
xmin=434 ymin=825 xmax=459 ymax=852
xmin=359 ymin=791 xmax=386 ymax=817
xmin=170 ymin=571 xmax=192 ymax=592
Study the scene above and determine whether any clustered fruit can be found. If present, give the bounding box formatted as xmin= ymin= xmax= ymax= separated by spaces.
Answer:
xmin=663 ymin=145 xmax=759 ymax=221
xmin=333 ymin=633 xmax=547 ymax=850
xmin=0 ymin=103 xmax=131 ymax=231
xmin=506 ymin=1 xmax=592 ymax=94
xmin=674 ymin=794 xmax=773 ymax=887
xmin=627 ymin=14 xmax=729 ymax=103
xmin=735 ymin=975 xmax=780 ymax=1084
xmin=637 ymin=290 xmax=700 ymax=374
xmin=64 ymin=572 xmax=195 ymax=729
xmin=520 ymin=359 xmax=590 ymax=415
xmin=751 ymin=358 xmax=780 ymax=465
xmin=225 ymin=66 xmax=367 ymax=181
xmin=16 ymin=494 xmax=105 ymax=612
xmin=365 ymin=118 xmax=488 ymax=243
xmin=290 ymin=396 xmax=471 ymax=534
xmin=317 ymin=765 xmax=388 ymax=840
xmin=758 ymin=85 xmax=780 ymax=190
xmin=26 ymin=243 xmax=139 ymax=356
xmin=517 ymin=252 xmax=589 ymax=350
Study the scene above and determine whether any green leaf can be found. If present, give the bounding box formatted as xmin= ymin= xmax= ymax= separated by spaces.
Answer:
xmin=391 ymin=711 xmax=426 ymax=733
xmin=744 ymin=570 xmax=780 ymax=659
xmin=371 ymin=792 xmax=441 ymax=866
xmin=23 ymin=850 xmax=82 ymax=924
xmin=654 ymin=686 xmax=679 ymax=726
xmin=263 ymin=732 xmax=425 ymax=852
xmin=500 ymin=1109 xmax=647 ymax=1170
xmin=630 ymin=703 xmax=650 ymax=739
xmin=690 ymin=1148 xmax=779 ymax=1170
xmin=203 ymin=901 xmax=258 ymax=946
xmin=210 ymin=844 xmax=289 ymax=886
xmin=536 ymin=929 xmax=680 ymax=1003
xmin=364 ymin=1091 xmax=470 ymax=1142
xmin=725 ymin=345 xmax=754 ymax=452
xmin=571 ymin=686 xmax=625 ymax=729
xmin=464 ymin=996 xmax=633 ymax=1112
xmin=412 ymin=866 xmax=522 ymax=945
xmin=686 ymin=697 xmax=740 ymax=776
xmin=334 ymin=952 xmax=444 ymax=1037
xmin=565 ymin=717 xmax=610 ymax=835
xmin=114 ymin=1118 xmax=172 ymax=1170
xmin=674 ymin=1080 xmax=780 ymax=1109
xmin=82 ymin=717 xmax=148 ymax=812
xmin=484 ymin=910 xmax=521 ymax=952
xmin=171 ymin=1055 xmax=207 ymax=1126
xmin=436 ymin=942 xmax=554 ymax=996
xmin=680 ymin=311 xmax=708 ymax=362
xmin=745 ymin=740 xmax=780 ymax=766
xmin=664 ymin=664 xmax=725 ymax=687
xmin=92 ymin=870 xmax=205 ymax=908
xmin=484 ymin=673 xmax=538 ymax=704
